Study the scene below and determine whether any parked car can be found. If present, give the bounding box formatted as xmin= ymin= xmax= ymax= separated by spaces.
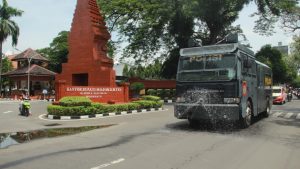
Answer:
xmin=272 ymin=86 xmax=287 ymax=104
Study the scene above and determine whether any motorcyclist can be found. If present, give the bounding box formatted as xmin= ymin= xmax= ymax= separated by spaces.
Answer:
xmin=287 ymin=86 xmax=293 ymax=102
xmin=19 ymin=98 xmax=31 ymax=116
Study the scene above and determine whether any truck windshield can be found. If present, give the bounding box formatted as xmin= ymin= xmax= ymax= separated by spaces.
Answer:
xmin=177 ymin=54 xmax=236 ymax=82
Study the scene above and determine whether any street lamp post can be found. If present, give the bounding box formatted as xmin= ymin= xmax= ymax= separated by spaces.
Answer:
xmin=14 ymin=48 xmax=35 ymax=98
xmin=27 ymin=56 xmax=33 ymax=98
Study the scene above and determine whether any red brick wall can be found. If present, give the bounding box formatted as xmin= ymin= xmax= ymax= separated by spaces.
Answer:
xmin=55 ymin=81 xmax=129 ymax=103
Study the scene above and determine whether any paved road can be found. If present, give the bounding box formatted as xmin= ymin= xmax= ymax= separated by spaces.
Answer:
xmin=0 ymin=99 xmax=300 ymax=169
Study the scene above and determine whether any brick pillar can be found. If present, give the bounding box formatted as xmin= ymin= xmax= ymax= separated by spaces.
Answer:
xmin=121 ymin=83 xmax=129 ymax=102
xmin=55 ymin=80 xmax=66 ymax=101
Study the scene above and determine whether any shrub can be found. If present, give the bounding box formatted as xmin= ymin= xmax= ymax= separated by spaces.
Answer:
xmin=92 ymin=103 xmax=103 ymax=109
xmin=102 ymin=104 xmax=117 ymax=114
xmin=133 ymin=100 xmax=155 ymax=109
xmin=48 ymin=99 xmax=162 ymax=116
xmin=141 ymin=95 xmax=161 ymax=102
xmin=130 ymin=82 xmax=145 ymax=93
xmin=156 ymin=89 xmax=162 ymax=98
xmin=160 ymin=89 xmax=167 ymax=98
xmin=47 ymin=105 xmax=63 ymax=116
xmin=127 ymin=103 xmax=140 ymax=110
xmin=171 ymin=89 xmax=176 ymax=98
xmin=59 ymin=96 xmax=92 ymax=107
xmin=165 ymin=89 xmax=171 ymax=98
xmin=47 ymin=105 xmax=86 ymax=116
xmin=154 ymin=101 xmax=163 ymax=108
xmin=115 ymin=104 xmax=128 ymax=112
xmin=147 ymin=89 xmax=156 ymax=96
xmin=83 ymin=106 xmax=98 ymax=115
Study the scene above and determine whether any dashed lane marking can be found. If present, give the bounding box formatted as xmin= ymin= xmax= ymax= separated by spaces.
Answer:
xmin=3 ymin=111 xmax=13 ymax=114
xmin=90 ymin=158 xmax=125 ymax=169
xmin=284 ymin=112 xmax=294 ymax=119
xmin=272 ymin=112 xmax=283 ymax=117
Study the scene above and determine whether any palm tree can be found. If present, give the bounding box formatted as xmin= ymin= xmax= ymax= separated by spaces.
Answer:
xmin=0 ymin=0 xmax=23 ymax=97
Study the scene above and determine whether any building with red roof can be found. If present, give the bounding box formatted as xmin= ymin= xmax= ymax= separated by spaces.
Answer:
xmin=2 ymin=48 xmax=56 ymax=99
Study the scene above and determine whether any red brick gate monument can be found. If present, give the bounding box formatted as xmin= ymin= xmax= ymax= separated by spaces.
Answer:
xmin=55 ymin=0 xmax=129 ymax=103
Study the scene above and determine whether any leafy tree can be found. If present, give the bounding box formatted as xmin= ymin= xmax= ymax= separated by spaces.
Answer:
xmin=128 ymin=67 xmax=136 ymax=78
xmin=37 ymin=31 xmax=69 ymax=73
xmin=130 ymin=82 xmax=145 ymax=97
xmin=252 ymin=0 xmax=300 ymax=34
xmin=125 ymin=59 xmax=163 ymax=79
xmin=98 ymin=0 xmax=296 ymax=78
xmin=289 ymin=35 xmax=300 ymax=86
xmin=291 ymin=76 xmax=300 ymax=87
xmin=0 ymin=0 xmax=23 ymax=95
xmin=255 ymin=45 xmax=288 ymax=84
xmin=290 ymin=35 xmax=300 ymax=64
xmin=283 ymin=53 xmax=298 ymax=84
xmin=1 ymin=57 xmax=12 ymax=88
xmin=122 ymin=64 xmax=129 ymax=77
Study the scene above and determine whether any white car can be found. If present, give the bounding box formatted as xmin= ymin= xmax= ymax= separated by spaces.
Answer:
xmin=272 ymin=86 xmax=287 ymax=104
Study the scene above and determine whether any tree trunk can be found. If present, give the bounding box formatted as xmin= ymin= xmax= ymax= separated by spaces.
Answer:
xmin=0 ymin=43 xmax=3 ymax=98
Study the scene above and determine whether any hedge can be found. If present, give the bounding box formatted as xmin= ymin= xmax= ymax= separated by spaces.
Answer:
xmin=146 ymin=89 xmax=176 ymax=99
xmin=47 ymin=100 xmax=162 ymax=116
xmin=141 ymin=95 xmax=161 ymax=102
xmin=59 ymin=96 xmax=92 ymax=107
xmin=47 ymin=100 xmax=163 ymax=116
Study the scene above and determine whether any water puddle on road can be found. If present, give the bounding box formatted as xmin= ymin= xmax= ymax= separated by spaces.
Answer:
xmin=0 ymin=125 xmax=115 ymax=149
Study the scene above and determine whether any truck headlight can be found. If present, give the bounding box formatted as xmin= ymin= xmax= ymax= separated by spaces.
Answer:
xmin=224 ymin=98 xmax=240 ymax=104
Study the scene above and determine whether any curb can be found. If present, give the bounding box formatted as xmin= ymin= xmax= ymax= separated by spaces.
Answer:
xmin=47 ymin=107 xmax=164 ymax=120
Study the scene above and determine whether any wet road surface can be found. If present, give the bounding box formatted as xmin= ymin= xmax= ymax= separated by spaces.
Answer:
xmin=0 ymin=100 xmax=299 ymax=169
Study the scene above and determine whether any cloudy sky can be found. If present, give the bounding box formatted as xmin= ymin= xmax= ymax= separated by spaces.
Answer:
xmin=2 ymin=0 xmax=297 ymax=57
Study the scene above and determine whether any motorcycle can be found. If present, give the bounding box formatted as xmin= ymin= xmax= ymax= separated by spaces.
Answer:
xmin=19 ymin=99 xmax=31 ymax=116
xmin=287 ymin=92 xmax=293 ymax=102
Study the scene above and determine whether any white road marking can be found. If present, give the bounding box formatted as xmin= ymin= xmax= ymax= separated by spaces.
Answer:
xmin=91 ymin=158 xmax=125 ymax=169
xmin=284 ymin=113 xmax=294 ymax=119
xmin=3 ymin=111 xmax=13 ymax=114
xmin=272 ymin=112 xmax=283 ymax=117
xmin=296 ymin=114 xmax=300 ymax=120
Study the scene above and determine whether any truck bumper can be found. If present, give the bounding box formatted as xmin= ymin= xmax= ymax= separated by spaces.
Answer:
xmin=174 ymin=103 xmax=240 ymax=121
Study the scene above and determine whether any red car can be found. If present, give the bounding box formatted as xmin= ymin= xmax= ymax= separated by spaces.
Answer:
xmin=272 ymin=86 xmax=287 ymax=104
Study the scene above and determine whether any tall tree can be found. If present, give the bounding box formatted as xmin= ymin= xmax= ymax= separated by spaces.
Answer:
xmin=0 ymin=0 xmax=23 ymax=96
xmin=289 ymin=35 xmax=300 ymax=86
xmin=98 ymin=0 xmax=296 ymax=78
xmin=37 ymin=31 xmax=69 ymax=73
xmin=255 ymin=45 xmax=288 ymax=84
xmin=290 ymin=35 xmax=300 ymax=64
xmin=253 ymin=0 xmax=300 ymax=35
xmin=1 ymin=56 xmax=12 ymax=90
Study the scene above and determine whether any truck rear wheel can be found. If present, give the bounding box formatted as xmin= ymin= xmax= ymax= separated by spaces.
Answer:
xmin=262 ymin=99 xmax=270 ymax=117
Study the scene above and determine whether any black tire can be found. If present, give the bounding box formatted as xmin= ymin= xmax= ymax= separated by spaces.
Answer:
xmin=240 ymin=101 xmax=253 ymax=128
xmin=188 ymin=118 xmax=199 ymax=128
xmin=24 ymin=108 xmax=29 ymax=117
xmin=262 ymin=99 xmax=271 ymax=117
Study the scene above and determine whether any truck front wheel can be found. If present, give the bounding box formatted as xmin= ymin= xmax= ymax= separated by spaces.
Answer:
xmin=188 ymin=118 xmax=198 ymax=128
xmin=240 ymin=101 xmax=253 ymax=128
